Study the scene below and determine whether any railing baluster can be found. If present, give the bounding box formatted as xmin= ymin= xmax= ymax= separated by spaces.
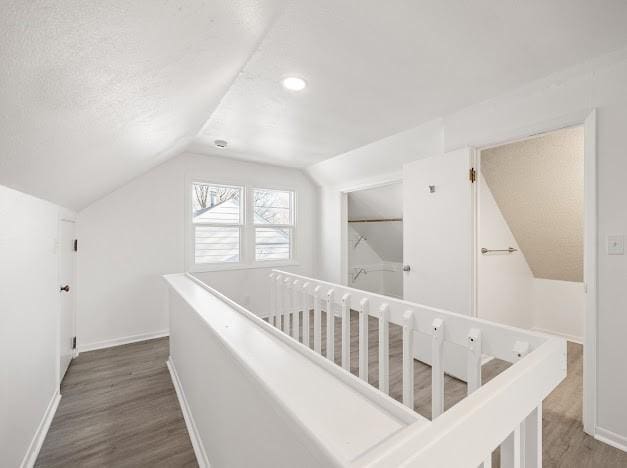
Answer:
xmin=378 ymin=304 xmax=390 ymax=394
xmin=283 ymin=277 xmax=291 ymax=334
xmin=302 ymin=282 xmax=310 ymax=348
xmin=326 ymin=289 xmax=335 ymax=362
xmin=269 ymin=273 xmax=276 ymax=326
xmin=313 ymin=286 xmax=322 ymax=354
xmin=432 ymin=318 xmax=444 ymax=418
xmin=501 ymin=424 xmax=522 ymax=468
xmin=402 ymin=310 xmax=415 ymax=409
xmin=359 ymin=298 xmax=369 ymax=382
xmin=341 ymin=293 xmax=351 ymax=370
xmin=501 ymin=341 xmax=531 ymax=468
xmin=275 ymin=274 xmax=283 ymax=330
xmin=467 ymin=328 xmax=482 ymax=395
xmin=523 ymin=404 xmax=542 ymax=468
xmin=291 ymin=280 xmax=300 ymax=341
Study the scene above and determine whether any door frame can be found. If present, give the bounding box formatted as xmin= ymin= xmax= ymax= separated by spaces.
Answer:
xmin=57 ymin=214 xmax=77 ymax=384
xmin=470 ymin=109 xmax=597 ymax=436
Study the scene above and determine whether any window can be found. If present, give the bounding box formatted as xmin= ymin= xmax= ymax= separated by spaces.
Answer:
xmin=189 ymin=182 xmax=295 ymax=269
xmin=192 ymin=183 xmax=242 ymax=264
xmin=253 ymin=189 xmax=294 ymax=261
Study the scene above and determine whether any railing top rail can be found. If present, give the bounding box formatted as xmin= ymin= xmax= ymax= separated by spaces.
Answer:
xmin=272 ymin=270 xmax=550 ymax=363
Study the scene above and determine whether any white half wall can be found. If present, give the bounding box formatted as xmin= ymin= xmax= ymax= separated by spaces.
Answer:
xmin=0 ymin=184 xmax=71 ymax=467
xmin=77 ymin=152 xmax=318 ymax=348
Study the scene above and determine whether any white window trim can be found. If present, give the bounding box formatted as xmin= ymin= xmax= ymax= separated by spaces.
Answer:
xmin=185 ymin=177 xmax=299 ymax=273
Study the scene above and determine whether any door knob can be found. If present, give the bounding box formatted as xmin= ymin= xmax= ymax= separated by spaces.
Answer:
xmin=60 ymin=285 xmax=70 ymax=292
xmin=402 ymin=265 xmax=411 ymax=272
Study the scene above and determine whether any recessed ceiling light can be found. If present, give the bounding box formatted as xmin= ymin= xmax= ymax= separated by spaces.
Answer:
xmin=282 ymin=76 xmax=307 ymax=91
xmin=214 ymin=139 xmax=228 ymax=148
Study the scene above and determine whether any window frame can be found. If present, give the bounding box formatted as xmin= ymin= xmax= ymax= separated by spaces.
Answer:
xmin=191 ymin=182 xmax=244 ymax=266
xmin=186 ymin=177 xmax=298 ymax=272
xmin=251 ymin=187 xmax=295 ymax=263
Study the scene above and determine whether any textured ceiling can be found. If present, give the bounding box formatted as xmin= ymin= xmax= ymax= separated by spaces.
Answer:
xmin=0 ymin=0 xmax=285 ymax=209
xmin=481 ymin=127 xmax=584 ymax=282
xmin=3 ymin=1 xmax=627 ymax=209
xmin=192 ymin=0 xmax=627 ymax=167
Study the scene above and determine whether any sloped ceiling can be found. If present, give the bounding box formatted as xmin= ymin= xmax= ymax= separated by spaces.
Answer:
xmin=348 ymin=183 xmax=402 ymax=263
xmin=0 ymin=0 xmax=285 ymax=209
xmin=3 ymin=1 xmax=627 ymax=209
xmin=481 ymin=127 xmax=584 ymax=282
xmin=192 ymin=0 xmax=627 ymax=167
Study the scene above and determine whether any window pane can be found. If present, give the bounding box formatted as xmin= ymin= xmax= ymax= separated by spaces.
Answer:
xmin=195 ymin=226 xmax=240 ymax=263
xmin=192 ymin=183 xmax=241 ymax=224
xmin=253 ymin=189 xmax=292 ymax=225
xmin=256 ymin=227 xmax=291 ymax=261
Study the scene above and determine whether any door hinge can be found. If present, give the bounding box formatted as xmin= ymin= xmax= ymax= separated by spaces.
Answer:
xmin=469 ymin=167 xmax=476 ymax=183
xmin=72 ymin=336 xmax=77 ymax=350
xmin=73 ymin=239 xmax=78 ymax=252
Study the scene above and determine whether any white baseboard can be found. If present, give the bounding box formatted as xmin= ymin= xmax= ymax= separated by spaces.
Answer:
xmin=20 ymin=389 xmax=61 ymax=468
xmin=595 ymin=426 xmax=627 ymax=453
xmin=79 ymin=330 xmax=169 ymax=352
xmin=531 ymin=327 xmax=583 ymax=345
xmin=167 ymin=358 xmax=210 ymax=468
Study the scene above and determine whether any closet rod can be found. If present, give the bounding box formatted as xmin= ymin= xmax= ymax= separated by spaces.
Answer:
xmin=348 ymin=218 xmax=402 ymax=223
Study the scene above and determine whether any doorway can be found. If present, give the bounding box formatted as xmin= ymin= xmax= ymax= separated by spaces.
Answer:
xmin=475 ymin=123 xmax=595 ymax=436
xmin=58 ymin=218 xmax=76 ymax=382
xmin=346 ymin=182 xmax=403 ymax=299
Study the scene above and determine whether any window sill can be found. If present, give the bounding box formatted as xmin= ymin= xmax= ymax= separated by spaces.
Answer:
xmin=189 ymin=260 xmax=300 ymax=274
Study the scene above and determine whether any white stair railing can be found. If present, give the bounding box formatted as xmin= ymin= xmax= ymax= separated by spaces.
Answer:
xmin=269 ymin=270 xmax=566 ymax=467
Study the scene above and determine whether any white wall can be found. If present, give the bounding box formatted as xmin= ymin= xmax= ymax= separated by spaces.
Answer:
xmin=478 ymin=180 xmax=534 ymax=329
xmin=77 ymin=152 xmax=318 ymax=349
xmin=309 ymin=50 xmax=627 ymax=443
xmin=479 ymin=177 xmax=585 ymax=341
xmin=533 ymin=279 xmax=585 ymax=343
xmin=0 ymin=185 xmax=72 ymax=467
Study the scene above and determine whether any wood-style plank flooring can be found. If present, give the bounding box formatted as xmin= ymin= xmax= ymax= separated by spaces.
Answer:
xmin=36 ymin=338 xmax=197 ymax=468
xmin=37 ymin=312 xmax=627 ymax=467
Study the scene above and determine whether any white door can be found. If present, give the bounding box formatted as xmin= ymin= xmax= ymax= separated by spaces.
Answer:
xmin=403 ymin=147 xmax=475 ymax=314
xmin=403 ymin=148 xmax=475 ymax=380
xmin=59 ymin=219 xmax=76 ymax=381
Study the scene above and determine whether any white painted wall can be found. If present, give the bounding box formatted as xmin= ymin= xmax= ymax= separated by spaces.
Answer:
xmin=533 ymin=279 xmax=585 ymax=343
xmin=478 ymin=177 xmax=584 ymax=341
xmin=478 ymin=178 xmax=534 ymax=329
xmin=77 ymin=152 xmax=318 ymax=349
xmin=0 ymin=184 xmax=73 ymax=467
xmin=347 ymin=226 xmax=403 ymax=298
xmin=309 ymin=50 xmax=627 ymax=443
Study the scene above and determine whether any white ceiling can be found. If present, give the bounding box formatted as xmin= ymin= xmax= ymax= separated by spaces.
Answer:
xmin=3 ymin=1 xmax=627 ymax=209
xmin=0 ymin=0 xmax=285 ymax=209
xmin=192 ymin=0 xmax=627 ymax=167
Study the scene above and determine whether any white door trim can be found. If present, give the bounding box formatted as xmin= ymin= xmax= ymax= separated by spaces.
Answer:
xmin=471 ymin=109 xmax=597 ymax=436
xmin=57 ymin=216 xmax=77 ymax=384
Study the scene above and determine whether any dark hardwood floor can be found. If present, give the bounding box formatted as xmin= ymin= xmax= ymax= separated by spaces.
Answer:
xmin=36 ymin=338 xmax=197 ymax=468
xmin=36 ymin=312 xmax=627 ymax=467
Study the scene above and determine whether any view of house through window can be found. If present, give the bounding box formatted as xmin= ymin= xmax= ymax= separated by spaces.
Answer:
xmin=191 ymin=183 xmax=294 ymax=266
xmin=254 ymin=188 xmax=293 ymax=261
xmin=192 ymin=183 xmax=242 ymax=264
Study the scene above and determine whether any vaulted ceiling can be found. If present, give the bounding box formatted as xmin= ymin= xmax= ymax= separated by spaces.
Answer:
xmin=3 ymin=1 xmax=627 ymax=209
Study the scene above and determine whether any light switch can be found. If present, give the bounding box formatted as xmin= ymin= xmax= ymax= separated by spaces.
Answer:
xmin=607 ymin=235 xmax=624 ymax=255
